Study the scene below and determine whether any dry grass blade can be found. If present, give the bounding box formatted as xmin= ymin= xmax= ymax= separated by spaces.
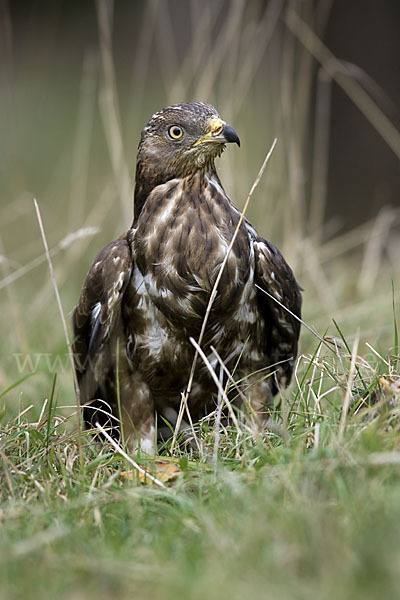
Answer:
xmin=128 ymin=0 xmax=158 ymax=114
xmin=228 ymin=0 xmax=284 ymax=119
xmin=95 ymin=422 xmax=167 ymax=489
xmin=212 ymin=363 xmax=224 ymax=480
xmin=309 ymin=68 xmax=331 ymax=241
xmin=210 ymin=345 xmax=249 ymax=407
xmin=368 ymin=452 xmax=400 ymax=466
xmin=193 ymin=0 xmax=246 ymax=102
xmin=30 ymin=187 xmax=115 ymax=316
xmin=338 ymin=332 xmax=360 ymax=442
xmin=358 ymin=208 xmax=395 ymax=294
xmin=0 ymin=250 xmax=55 ymax=291
xmin=168 ymin=1 xmax=222 ymax=101
xmin=209 ymin=346 xmax=276 ymax=435
xmin=96 ymin=0 xmax=132 ymax=223
xmin=365 ymin=343 xmax=390 ymax=368
xmin=33 ymin=199 xmax=83 ymax=465
xmin=0 ymin=451 xmax=15 ymax=496
xmin=170 ymin=139 xmax=278 ymax=453
xmin=189 ymin=337 xmax=241 ymax=434
xmin=319 ymin=209 xmax=400 ymax=264
xmin=0 ymin=227 xmax=99 ymax=291
xmin=68 ymin=50 xmax=98 ymax=230
xmin=285 ymin=8 xmax=400 ymax=160
xmin=255 ymin=283 xmax=338 ymax=356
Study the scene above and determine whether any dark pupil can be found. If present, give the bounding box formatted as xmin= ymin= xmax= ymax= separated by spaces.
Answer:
xmin=172 ymin=127 xmax=181 ymax=136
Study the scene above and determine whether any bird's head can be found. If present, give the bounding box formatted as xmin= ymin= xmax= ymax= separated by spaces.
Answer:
xmin=134 ymin=102 xmax=240 ymax=220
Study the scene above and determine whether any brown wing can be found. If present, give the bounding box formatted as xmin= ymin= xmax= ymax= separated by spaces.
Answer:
xmin=72 ymin=237 xmax=133 ymax=412
xmin=253 ymin=237 xmax=302 ymax=393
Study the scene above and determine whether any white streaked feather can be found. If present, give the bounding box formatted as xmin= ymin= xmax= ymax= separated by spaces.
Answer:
xmin=91 ymin=302 xmax=101 ymax=325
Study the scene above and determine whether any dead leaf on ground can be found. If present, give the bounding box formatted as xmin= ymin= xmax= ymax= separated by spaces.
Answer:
xmin=120 ymin=459 xmax=182 ymax=485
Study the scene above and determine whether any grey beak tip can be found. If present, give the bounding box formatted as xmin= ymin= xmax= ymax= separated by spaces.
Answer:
xmin=223 ymin=124 xmax=240 ymax=147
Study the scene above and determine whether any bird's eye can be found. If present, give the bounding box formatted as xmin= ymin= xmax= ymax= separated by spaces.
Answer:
xmin=168 ymin=125 xmax=183 ymax=140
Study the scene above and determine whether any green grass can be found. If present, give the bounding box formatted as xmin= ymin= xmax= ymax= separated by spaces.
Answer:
xmin=1 ymin=321 xmax=399 ymax=599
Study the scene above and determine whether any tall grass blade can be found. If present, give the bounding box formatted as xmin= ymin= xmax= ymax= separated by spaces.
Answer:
xmin=0 ymin=372 xmax=37 ymax=402
xmin=392 ymin=280 xmax=399 ymax=370
xmin=33 ymin=199 xmax=83 ymax=466
xmin=45 ymin=373 xmax=57 ymax=447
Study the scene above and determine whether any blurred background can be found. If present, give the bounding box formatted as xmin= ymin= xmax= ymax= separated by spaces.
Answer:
xmin=0 ymin=0 xmax=399 ymax=411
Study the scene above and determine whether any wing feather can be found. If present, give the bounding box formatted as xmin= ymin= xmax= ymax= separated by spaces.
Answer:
xmin=72 ymin=238 xmax=133 ymax=404
xmin=253 ymin=237 xmax=302 ymax=392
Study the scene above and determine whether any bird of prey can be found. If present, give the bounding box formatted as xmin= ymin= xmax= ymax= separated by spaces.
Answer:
xmin=72 ymin=102 xmax=302 ymax=453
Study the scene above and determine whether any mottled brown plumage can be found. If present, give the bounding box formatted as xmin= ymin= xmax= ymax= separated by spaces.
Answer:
xmin=72 ymin=102 xmax=302 ymax=453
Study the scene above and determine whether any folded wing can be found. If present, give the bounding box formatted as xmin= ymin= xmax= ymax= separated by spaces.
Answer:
xmin=72 ymin=238 xmax=133 ymax=413
xmin=253 ymin=237 xmax=302 ymax=393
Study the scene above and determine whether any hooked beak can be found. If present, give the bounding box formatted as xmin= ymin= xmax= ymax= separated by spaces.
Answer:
xmin=194 ymin=117 xmax=240 ymax=147
xmin=220 ymin=124 xmax=240 ymax=146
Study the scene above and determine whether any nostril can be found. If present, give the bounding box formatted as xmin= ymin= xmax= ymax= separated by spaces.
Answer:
xmin=212 ymin=124 xmax=223 ymax=136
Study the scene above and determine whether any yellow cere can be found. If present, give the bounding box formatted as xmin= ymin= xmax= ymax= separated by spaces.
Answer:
xmin=208 ymin=117 xmax=224 ymax=136
xmin=193 ymin=117 xmax=225 ymax=146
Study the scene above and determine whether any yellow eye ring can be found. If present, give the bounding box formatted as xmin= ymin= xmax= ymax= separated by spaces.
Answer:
xmin=168 ymin=125 xmax=183 ymax=139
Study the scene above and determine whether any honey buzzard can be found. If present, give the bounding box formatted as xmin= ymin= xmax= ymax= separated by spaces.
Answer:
xmin=72 ymin=102 xmax=302 ymax=453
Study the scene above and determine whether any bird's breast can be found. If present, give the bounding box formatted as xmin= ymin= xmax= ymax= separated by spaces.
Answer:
xmin=132 ymin=173 xmax=253 ymax=325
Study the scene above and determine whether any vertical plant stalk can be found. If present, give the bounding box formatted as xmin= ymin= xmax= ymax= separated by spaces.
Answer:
xmin=392 ymin=281 xmax=399 ymax=374
xmin=309 ymin=67 xmax=331 ymax=241
xmin=68 ymin=50 xmax=98 ymax=230
xmin=212 ymin=363 xmax=224 ymax=482
xmin=33 ymin=199 xmax=83 ymax=465
xmin=170 ymin=139 xmax=278 ymax=453
xmin=96 ymin=0 xmax=132 ymax=223
xmin=338 ymin=332 xmax=359 ymax=443
xmin=189 ymin=337 xmax=241 ymax=432
xmin=115 ymin=337 xmax=126 ymax=449
xmin=45 ymin=373 xmax=57 ymax=448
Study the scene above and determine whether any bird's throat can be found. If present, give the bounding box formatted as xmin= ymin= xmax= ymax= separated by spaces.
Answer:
xmin=133 ymin=156 xmax=220 ymax=226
